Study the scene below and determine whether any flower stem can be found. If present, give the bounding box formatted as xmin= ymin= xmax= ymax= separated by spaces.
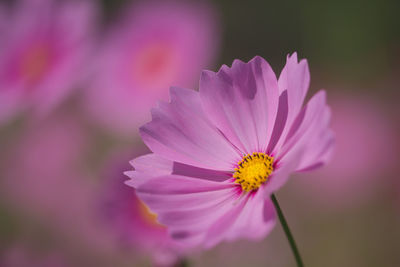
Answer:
xmin=271 ymin=194 xmax=304 ymax=267
xmin=176 ymin=258 xmax=189 ymax=267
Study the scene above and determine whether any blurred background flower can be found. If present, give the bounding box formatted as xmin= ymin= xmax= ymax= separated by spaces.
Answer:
xmin=0 ymin=0 xmax=97 ymax=123
xmin=0 ymin=0 xmax=399 ymax=266
xmin=84 ymin=0 xmax=219 ymax=135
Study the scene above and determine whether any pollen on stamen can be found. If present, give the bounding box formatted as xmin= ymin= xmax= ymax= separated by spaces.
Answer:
xmin=233 ymin=152 xmax=274 ymax=192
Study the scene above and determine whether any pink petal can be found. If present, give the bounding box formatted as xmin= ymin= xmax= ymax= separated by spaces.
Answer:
xmin=200 ymin=56 xmax=279 ymax=154
xmin=136 ymin=175 xmax=240 ymax=247
xmin=138 ymin=186 xmax=237 ymax=212
xmin=130 ymin=153 xmax=174 ymax=173
xmin=220 ymin=189 xmax=276 ymax=243
xmin=140 ymin=87 xmax=241 ymax=171
xmin=125 ymin=153 xmax=174 ymax=187
xmin=204 ymin=194 xmax=249 ymax=248
xmin=277 ymin=52 xmax=310 ymax=126
xmin=159 ymin=191 xmax=237 ymax=231
xmin=278 ymin=90 xmax=334 ymax=171
xmin=296 ymin=107 xmax=335 ymax=171
xmin=265 ymin=146 xmax=304 ymax=195
xmin=136 ymin=175 xmax=234 ymax=195
xmin=270 ymin=53 xmax=310 ymax=153
xmin=264 ymin=90 xmax=333 ymax=194
xmin=125 ymin=153 xmax=234 ymax=188
xmin=297 ymin=131 xmax=335 ymax=172
xmin=267 ymin=90 xmax=289 ymax=154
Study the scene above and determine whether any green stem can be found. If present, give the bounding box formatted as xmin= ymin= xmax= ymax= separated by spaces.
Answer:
xmin=176 ymin=258 xmax=189 ymax=267
xmin=271 ymin=194 xmax=304 ymax=267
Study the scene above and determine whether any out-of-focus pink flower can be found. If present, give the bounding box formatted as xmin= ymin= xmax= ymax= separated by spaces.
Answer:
xmin=0 ymin=0 xmax=97 ymax=123
xmin=292 ymin=94 xmax=396 ymax=208
xmin=85 ymin=0 xmax=220 ymax=135
xmin=99 ymin=152 xmax=185 ymax=266
xmin=125 ymin=53 xmax=334 ymax=248
xmin=0 ymin=112 xmax=112 ymax=251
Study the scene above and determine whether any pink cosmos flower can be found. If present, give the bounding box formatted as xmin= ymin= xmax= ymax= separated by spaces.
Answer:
xmin=85 ymin=1 xmax=219 ymax=135
xmin=125 ymin=53 xmax=335 ymax=248
xmin=0 ymin=0 xmax=97 ymax=123
xmin=99 ymin=152 xmax=186 ymax=266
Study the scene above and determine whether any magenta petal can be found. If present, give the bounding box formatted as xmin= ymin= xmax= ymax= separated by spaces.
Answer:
xmin=297 ymin=130 xmax=335 ymax=172
xmin=263 ymin=90 xmax=333 ymax=194
xmin=136 ymin=175 xmax=234 ymax=195
xmin=136 ymin=175 xmax=240 ymax=247
xmin=125 ymin=153 xmax=233 ymax=188
xmin=203 ymin=195 xmax=248 ymax=248
xmin=279 ymin=90 xmax=334 ymax=171
xmin=138 ymin=186 xmax=237 ymax=212
xmin=267 ymin=91 xmax=289 ymax=153
xmin=140 ymin=87 xmax=240 ymax=171
xmin=130 ymin=153 xmax=173 ymax=174
xmin=200 ymin=56 xmax=279 ymax=154
xmin=278 ymin=52 xmax=310 ymax=127
xmin=223 ymin=189 xmax=276 ymax=242
xmin=296 ymin=108 xmax=335 ymax=171
xmin=159 ymin=192 xmax=237 ymax=231
xmin=270 ymin=53 xmax=311 ymax=153
xmin=125 ymin=153 xmax=174 ymax=188
xmin=265 ymin=146 xmax=304 ymax=194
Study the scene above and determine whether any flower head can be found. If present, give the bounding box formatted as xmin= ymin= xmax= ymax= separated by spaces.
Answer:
xmin=85 ymin=0 xmax=220 ymax=135
xmin=0 ymin=0 xmax=97 ymax=122
xmin=125 ymin=53 xmax=334 ymax=248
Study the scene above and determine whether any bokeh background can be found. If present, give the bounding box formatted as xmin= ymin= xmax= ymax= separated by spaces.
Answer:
xmin=1 ymin=0 xmax=399 ymax=266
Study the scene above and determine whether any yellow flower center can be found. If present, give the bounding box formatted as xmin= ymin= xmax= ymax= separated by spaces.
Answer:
xmin=233 ymin=152 xmax=274 ymax=192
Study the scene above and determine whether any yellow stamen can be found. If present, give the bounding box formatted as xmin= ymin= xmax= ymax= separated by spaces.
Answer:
xmin=137 ymin=199 xmax=163 ymax=228
xmin=233 ymin=152 xmax=274 ymax=192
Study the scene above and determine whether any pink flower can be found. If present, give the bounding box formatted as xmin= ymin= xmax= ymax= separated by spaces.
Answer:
xmin=125 ymin=53 xmax=335 ymax=248
xmin=0 ymin=0 xmax=97 ymax=123
xmin=0 ymin=112 xmax=112 ymax=252
xmin=99 ymin=152 xmax=186 ymax=266
xmin=85 ymin=1 xmax=219 ymax=135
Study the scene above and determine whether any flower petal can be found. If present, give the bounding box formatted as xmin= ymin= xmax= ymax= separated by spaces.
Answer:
xmin=296 ymin=114 xmax=335 ymax=172
xmin=278 ymin=90 xmax=334 ymax=172
xmin=264 ymin=148 xmax=303 ymax=195
xmin=277 ymin=52 xmax=310 ymax=126
xmin=125 ymin=153 xmax=174 ymax=187
xmin=140 ymin=87 xmax=241 ymax=171
xmin=136 ymin=175 xmax=234 ymax=195
xmin=125 ymin=153 xmax=232 ymax=188
xmin=200 ymin=56 xmax=279 ymax=154
xmin=203 ymin=194 xmax=249 ymax=248
xmin=136 ymin=175 xmax=240 ymax=247
xmin=221 ymin=189 xmax=276 ymax=242
xmin=264 ymin=91 xmax=332 ymax=194
xmin=269 ymin=53 xmax=310 ymax=153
